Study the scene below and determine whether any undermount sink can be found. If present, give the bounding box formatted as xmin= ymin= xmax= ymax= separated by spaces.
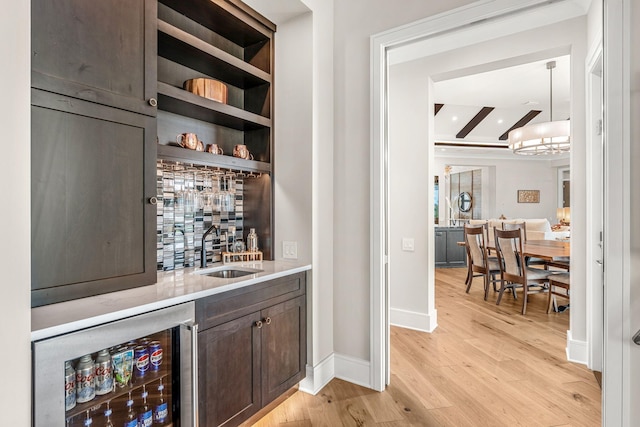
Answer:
xmin=197 ymin=266 xmax=263 ymax=279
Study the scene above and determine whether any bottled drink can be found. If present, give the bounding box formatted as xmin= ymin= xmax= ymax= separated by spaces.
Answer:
xmin=124 ymin=391 xmax=138 ymax=427
xmin=95 ymin=349 xmax=113 ymax=395
xmin=65 ymin=361 xmax=76 ymax=410
xmin=103 ymin=401 xmax=114 ymax=427
xmin=153 ymin=379 xmax=168 ymax=425
xmin=138 ymin=385 xmax=153 ymax=427
xmin=83 ymin=409 xmax=93 ymax=426
xmin=76 ymin=355 xmax=96 ymax=403
xmin=247 ymin=228 xmax=258 ymax=252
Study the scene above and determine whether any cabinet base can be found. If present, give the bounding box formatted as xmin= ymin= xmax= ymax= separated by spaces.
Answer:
xmin=239 ymin=385 xmax=298 ymax=427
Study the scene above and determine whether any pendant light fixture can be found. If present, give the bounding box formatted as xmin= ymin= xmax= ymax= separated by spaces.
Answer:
xmin=508 ymin=61 xmax=570 ymax=155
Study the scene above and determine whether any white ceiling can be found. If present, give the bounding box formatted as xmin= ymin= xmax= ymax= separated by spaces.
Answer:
xmin=241 ymin=0 xmax=310 ymax=25
xmin=434 ymin=55 xmax=571 ymax=158
xmin=243 ymin=0 xmax=575 ymax=161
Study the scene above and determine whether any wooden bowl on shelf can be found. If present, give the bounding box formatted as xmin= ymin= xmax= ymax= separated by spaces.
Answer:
xmin=183 ymin=78 xmax=228 ymax=104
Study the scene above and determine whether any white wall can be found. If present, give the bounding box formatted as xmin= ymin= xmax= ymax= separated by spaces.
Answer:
xmin=332 ymin=0 xmax=477 ymax=364
xmin=434 ymin=157 xmax=565 ymax=224
xmin=1 ymin=2 xmax=31 ymax=425
xmin=274 ymin=13 xmax=313 ymax=265
xmin=388 ymin=54 xmax=434 ymax=331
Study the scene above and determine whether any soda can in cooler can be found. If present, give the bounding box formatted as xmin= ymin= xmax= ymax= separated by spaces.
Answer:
xmin=75 ymin=354 xmax=95 ymax=403
xmin=64 ymin=361 xmax=76 ymax=410
xmin=134 ymin=345 xmax=150 ymax=378
xmin=94 ymin=349 xmax=113 ymax=395
xmin=148 ymin=341 xmax=163 ymax=371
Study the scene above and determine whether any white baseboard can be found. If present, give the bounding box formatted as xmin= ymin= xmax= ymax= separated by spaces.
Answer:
xmin=298 ymin=353 xmax=374 ymax=394
xmin=298 ymin=353 xmax=335 ymax=395
xmin=390 ymin=307 xmax=438 ymax=332
xmin=334 ymin=353 xmax=372 ymax=389
xmin=566 ymin=330 xmax=588 ymax=365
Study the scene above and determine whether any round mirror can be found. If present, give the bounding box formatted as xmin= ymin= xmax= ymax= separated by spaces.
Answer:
xmin=458 ymin=192 xmax=472 ymax=212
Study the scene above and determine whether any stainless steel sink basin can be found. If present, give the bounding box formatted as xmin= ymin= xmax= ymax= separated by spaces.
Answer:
xmin=197 ymin=266 xmax=263 ymax=279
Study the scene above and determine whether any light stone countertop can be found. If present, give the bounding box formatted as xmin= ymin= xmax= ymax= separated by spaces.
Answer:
xmin=31 ymin=260 xmax=311 ymax=341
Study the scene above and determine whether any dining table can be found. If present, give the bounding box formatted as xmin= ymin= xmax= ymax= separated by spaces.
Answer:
xmin=520 ymin=239 xmax=570 ymax=260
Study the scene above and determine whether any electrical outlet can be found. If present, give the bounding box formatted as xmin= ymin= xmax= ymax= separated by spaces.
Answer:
xmin=283 ymin=241 xmax=298 ymax=259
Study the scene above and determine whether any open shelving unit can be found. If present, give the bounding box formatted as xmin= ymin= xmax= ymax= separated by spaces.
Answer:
xmin=156 ymin=0 xmax=276 ymax=260
xmin=156 ymin=0 xmax=274 ymax=169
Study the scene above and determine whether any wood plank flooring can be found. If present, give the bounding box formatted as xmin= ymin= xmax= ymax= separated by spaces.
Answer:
xmin=249 ymin=267 xmax=601 ymax=426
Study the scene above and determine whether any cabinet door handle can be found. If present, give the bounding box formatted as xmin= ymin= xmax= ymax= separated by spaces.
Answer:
xmin=264 ymin=317 xmax=271 ymax=325
xmin=255 ymin=320 xmax=263 ymax=329
xmin=148 ymin=196 xmax=158 ymax=205
xmin=148 ymin=97 xmax=158 ymax=107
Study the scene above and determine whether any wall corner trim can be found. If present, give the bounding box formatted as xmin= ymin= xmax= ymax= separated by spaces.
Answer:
xmin=566 ymin=329 xmax=589 ymax=365
xmin=298 ymin=354 xmax=335 ymax=395
xmin=390 ymin=307 xmax=438 ymax=333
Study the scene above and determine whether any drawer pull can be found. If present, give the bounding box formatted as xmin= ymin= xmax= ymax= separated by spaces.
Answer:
xmin=255 ymin=320 xmax=263 ymax=329
xmin=148 ymin=97 xmax=158 ymax=107
xmin=264 ymin=317 xmax=271 ymax=325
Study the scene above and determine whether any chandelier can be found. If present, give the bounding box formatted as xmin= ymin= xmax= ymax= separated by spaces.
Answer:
xmin=508 ymin=61 xmax=570 ymax=155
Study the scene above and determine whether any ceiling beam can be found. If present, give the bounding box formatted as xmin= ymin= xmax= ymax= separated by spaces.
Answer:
xmin=435 ymin=141 xmax=508 ymax=149
xmin=434 ymin=103 xmax=444 ymax=115
xmin=499 ymin=110 xmax=542 ymax=141
xmin=455 ymin=106 xmax=494 ymax=139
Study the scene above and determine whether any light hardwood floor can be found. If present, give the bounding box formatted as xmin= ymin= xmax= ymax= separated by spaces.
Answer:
xmin=249 ymin=267 xmax=601 ymax=426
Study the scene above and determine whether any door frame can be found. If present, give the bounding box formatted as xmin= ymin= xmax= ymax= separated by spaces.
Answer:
xmin=371 ymin=0 xmax=615 ymax=409
xmin=602 ymin=0 xmax=629 ymax=425
xmin=585 ymin=38 xmax=603 ymax=372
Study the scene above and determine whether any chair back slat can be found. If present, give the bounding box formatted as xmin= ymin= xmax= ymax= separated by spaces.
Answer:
xmin=494 ymin=228 xmax=524 ymax=280
xmin=465 ymin=227 xmax=485 ymax=268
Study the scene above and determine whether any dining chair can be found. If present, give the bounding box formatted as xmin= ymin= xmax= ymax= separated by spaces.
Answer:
xmin=464 ymin=224 xmax=502 ymax=300
xmin=547 ymin=272 xmax=570 ymax=313
xmin=503 ymin=221 xmax=551 ymax=267
xmin=493 ymin=228 xmax=556 ymax=314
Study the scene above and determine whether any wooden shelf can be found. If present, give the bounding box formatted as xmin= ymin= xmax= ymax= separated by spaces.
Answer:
xmin=65 ymin=370 xmax=169 ymax=420
xmin=158 ymin=20 xmax=271 ymax=89
xmin=158 ymin=82 xmax=271 ymax=131
xmin=160 ymin=0 xmax=275 ymax=47
xmin=157 ymin=144 xmax=271 ymax=174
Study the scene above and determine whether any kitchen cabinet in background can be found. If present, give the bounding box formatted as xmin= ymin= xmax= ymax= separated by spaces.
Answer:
xmin=434 ymin=227 xmax=467 ymax=268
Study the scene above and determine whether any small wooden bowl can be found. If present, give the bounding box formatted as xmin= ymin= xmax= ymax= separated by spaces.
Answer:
xmin=183 ymin=78 xmax=228 ymax=104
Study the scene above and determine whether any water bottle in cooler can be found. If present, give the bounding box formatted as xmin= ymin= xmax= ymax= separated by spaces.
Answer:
xmin=138 ymin=385 xmax=153 ymax=427
xmin=124 ymin=391 xmax=138 ymax=427
xmin=103 ymin=401 xmax=114 ymax=427
xmin=153 ymin=378 xmax=168 ymax=425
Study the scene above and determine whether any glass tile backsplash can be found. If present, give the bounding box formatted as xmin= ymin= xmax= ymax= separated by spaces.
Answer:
xmin=156 ymin=161 xmax=245 ymax=271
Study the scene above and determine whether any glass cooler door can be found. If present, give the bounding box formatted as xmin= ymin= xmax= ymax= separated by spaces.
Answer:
xmin=32 ymin=302 xmax=196 ymax=427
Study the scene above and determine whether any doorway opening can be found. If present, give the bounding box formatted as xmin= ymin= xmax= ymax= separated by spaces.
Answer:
xmin=371 ymin=0 xmax=601 ymax=395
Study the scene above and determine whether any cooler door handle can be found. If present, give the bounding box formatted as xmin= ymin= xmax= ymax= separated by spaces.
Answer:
xmin=183 ymin=322 xmax=199 ymax=427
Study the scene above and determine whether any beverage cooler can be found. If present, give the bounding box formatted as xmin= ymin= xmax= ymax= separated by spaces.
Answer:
xmin=32 ymin=302 xmax=197 ymax=427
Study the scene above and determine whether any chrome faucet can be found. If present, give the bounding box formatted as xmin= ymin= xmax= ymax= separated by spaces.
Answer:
xmin=201 ymin=224 xmax=220 ymax=268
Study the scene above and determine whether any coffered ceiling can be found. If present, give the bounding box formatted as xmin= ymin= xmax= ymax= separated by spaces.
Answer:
xmin=434 ymin=55 xmax=571 ymax=158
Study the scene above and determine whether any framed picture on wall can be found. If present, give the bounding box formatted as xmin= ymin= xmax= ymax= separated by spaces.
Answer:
xmin=517 ymin=190 xmax=540 ymax=203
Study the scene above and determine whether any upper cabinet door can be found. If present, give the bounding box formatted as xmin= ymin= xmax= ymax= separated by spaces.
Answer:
xmin=31 ymin=0 xmax=157 ymax=116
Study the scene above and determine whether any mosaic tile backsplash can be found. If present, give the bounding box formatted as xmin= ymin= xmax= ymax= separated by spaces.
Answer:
xmin=156 ymin=161 xmax=245 ymax=271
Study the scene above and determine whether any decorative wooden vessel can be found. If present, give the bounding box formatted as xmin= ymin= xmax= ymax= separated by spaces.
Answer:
xmin=183 ymin=78 xmax=228 ymax=104
xmin=222 ymin=251 xmax=263 ymax=264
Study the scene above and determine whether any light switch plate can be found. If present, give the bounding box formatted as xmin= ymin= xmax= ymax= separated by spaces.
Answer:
xmin=402 ymin=238 xmax=415 ymax=252
xmin=283 ymin=241 xmax=298 ymax=259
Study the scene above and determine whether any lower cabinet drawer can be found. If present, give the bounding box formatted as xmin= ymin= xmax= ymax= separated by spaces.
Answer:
xmin=196 ymin=272 xmax=305 ymax=331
